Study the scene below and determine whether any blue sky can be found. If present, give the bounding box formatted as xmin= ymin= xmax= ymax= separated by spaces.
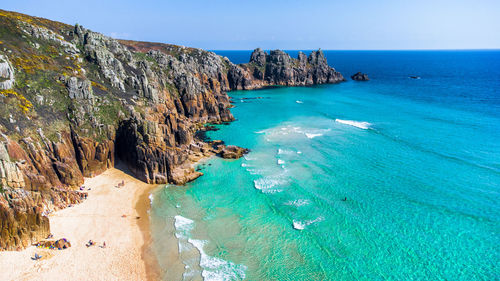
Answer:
xmin=1 ymin=0 xmax=499 ymax=50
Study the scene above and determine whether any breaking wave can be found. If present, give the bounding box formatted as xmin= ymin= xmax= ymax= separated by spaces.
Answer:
xmin=174 ymin=215 xmax=247 ymax=280
xmin=188 ymin=238 xmax=247 ymax=281
xmin=305 ymin=133 xmax=323 ymax=139
xmin=335 ymin=119 xmax=371 ymax=129
xmin=292 ymin=216 xmax=324 ymax=230
xmin=253 ymin=177 xmax=287 ymax=193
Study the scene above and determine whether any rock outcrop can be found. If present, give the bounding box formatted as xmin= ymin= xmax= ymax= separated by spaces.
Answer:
xmin=351 ymin=72 xmax=369 ymax=81
xmin=220 ymin=145 xmax=250 ymax=159
xmin=228 ymin=48 xmax=345 ymax=90
xmin=0 ymin=9 xmax=345 ymax=250
xmin=0 ymin=54 xmax=15 ymax=90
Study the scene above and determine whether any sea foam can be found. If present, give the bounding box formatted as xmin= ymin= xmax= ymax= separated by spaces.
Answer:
xmin=243 ymin=155 xmax=257 ymax=161
xmin=278 ymin=148 xmax=294 ymax=155
xmin=284 ymin=199 xmax=310 ymax=207
xmin=253 ymin=177 xmax=286 ymax=193
xmin=305 ymin=133 xmax=323 ymax=139
xmin=175 ymin=216 xmax=247 ymax=280
xmin=174 ymin=215 xmax=194 ymax=239
xmin=188 ymin=238 xmax=247 ymax=281
xmin=264 ymin=124 xmax=330 ymax=141
xmin=293 ymin=216 xmax=324 ymax=230
xmin=335 ymin=119 xmax=371 ymax=129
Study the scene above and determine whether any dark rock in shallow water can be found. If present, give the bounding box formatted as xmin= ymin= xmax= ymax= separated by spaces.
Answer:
xmin=351 ymin=72 xmax=369 ymax=81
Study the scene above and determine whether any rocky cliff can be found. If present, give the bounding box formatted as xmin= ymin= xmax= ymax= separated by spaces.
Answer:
xmin=228 ymin=48 xmax=344 ymax=90
xmin=0 ymin=9 xmax=344 ymax=250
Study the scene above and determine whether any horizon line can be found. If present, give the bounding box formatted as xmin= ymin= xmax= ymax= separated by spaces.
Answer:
xmin=208 ymin=48 xmax=500 ymax=51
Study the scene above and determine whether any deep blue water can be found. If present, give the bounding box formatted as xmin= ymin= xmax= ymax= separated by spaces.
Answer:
xmin=150 ymin=50 xmax=500 ymax=280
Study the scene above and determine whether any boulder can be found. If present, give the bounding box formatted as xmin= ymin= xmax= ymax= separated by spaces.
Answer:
xmin=351 ymin=72 xmax=369 ymax=81
xmin=220 ymin=145 xmax=249 ymax=159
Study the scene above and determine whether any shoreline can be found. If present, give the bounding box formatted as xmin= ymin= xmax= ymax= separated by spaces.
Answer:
xmin=0 ymin=166 xmax=161 ymax=281
xmin=135 ymin=177 xmax=161 ymax=281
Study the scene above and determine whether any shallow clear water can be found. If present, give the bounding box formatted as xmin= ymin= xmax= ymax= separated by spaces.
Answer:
xmin=150 ymin=51 xmax=500 ymax=280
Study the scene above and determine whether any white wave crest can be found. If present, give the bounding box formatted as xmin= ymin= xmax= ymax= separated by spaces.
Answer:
xmin=278 ymin=148 xmax=295 ymax=155
xmin=264 ymin=124 xmax=331 ymax=141
xmin=253 ymin=177 xmax=286 ymax=193
xmin=292 ymin=221 xmax=306 ymax=230
xmin=244 ymin=155 xmax=257 ymax=161
xmin=296 ymin=100 xmax=303 ymax=104
xmin=305 ymin=133 xmax=323 ymax=139
xmin=293 ymin=216 xmax=324 ymax=230
xmin=174 ymin=215 xmax=194 ymax=239
xmin=188 ymin=238 xmax=247 ymax=281
xmin=175 ymin=216 xmax=247 ymax=280
xmin=245 ymin=168 xmax=264 ymax=175
xmin=284 ymin=199 xmax=310 ymax=207
xmin=335 ymin=119 xmax=371 ymax=129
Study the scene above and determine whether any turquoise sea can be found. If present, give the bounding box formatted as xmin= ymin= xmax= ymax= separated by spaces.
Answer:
xmin=150 ymin=50 xmax=500 ymax=280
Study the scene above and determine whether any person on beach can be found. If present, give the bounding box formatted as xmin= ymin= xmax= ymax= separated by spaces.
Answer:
xmin=102 ymin=241 xmax=106 ymax=248
xmin=86 ymin=240 xmax=94 ymax=247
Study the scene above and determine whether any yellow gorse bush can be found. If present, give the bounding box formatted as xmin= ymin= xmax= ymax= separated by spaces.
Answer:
xmin=1 ymin=89 xmax=33 ymax=114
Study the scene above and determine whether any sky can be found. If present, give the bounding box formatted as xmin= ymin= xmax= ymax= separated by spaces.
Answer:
xmin=1 ymin=0 xmax=499 ymax=50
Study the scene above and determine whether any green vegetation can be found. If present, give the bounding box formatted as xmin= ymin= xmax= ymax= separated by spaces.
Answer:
xmin=133 ymin=51 xmax=156 ymax=63
xmin=0 ymin=9 xmax=72 ymax=38
xmin=0 ymin=89 xmax=33 ymax=114
xmin=165 ymin=82 xmax=180 ymax=97
xmin=95 ymin=98 xmax=123 ymax=126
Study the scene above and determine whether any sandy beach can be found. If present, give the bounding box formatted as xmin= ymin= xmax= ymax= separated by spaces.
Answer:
xmin=0 ymin=167 xmax=159 ymax=281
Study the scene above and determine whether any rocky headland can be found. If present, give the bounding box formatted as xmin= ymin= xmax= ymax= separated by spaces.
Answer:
xmin=0 ymin=9 xmax=345 ymax=250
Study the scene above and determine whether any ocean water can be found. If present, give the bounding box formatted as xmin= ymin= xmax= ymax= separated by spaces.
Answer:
xmin=150 ymin=50 xmax=500 ymax=280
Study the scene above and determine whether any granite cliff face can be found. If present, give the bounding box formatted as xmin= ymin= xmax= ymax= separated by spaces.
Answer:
xmin=0 ymin=9 xmax=344 ymax=250
xmin=227 ymin=48 xmax=344 ymax=90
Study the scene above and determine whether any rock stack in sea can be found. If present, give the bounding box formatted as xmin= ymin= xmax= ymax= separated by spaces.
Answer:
xmin=0 ymin=9 xmax=345 ymax=250
xmin=351 ymin=72 xmax=370 ymax=81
